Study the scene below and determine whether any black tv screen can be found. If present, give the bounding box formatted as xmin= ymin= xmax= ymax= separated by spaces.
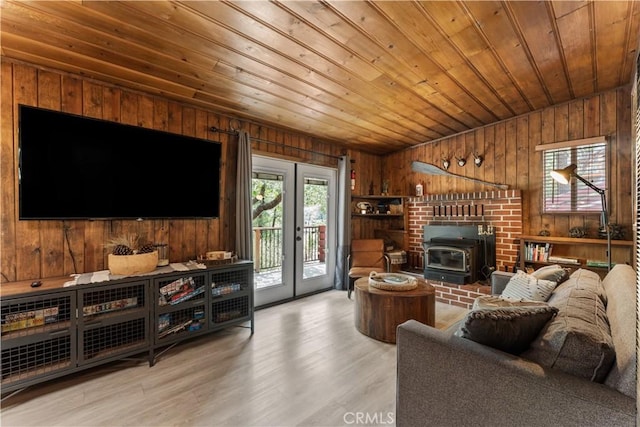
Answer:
xmin=19 ymin=105 xmax=221 ymax=220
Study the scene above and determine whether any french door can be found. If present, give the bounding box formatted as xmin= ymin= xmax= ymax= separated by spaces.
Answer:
xmin=252 ymin=156 xmax=336 ymax=307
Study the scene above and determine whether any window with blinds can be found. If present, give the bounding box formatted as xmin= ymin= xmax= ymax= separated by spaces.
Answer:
xmin=542 ymin=142 xmax=607 ymax=213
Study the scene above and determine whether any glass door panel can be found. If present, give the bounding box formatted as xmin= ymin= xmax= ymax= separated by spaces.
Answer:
xmin=252 ymin=157 xmax=294 ymax=307
xmin=295 ymin=164 xmax=336 ymax=295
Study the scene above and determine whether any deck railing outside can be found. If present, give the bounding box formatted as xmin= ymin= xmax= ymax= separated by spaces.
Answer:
xmin=253 ymin=225 xmax=325 ymax=272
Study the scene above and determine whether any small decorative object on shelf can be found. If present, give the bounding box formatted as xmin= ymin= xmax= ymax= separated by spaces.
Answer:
xmin=155 ymin=243 xmax=169 ymax=266
xmin=538 ymin=229 xmax=551 ymax=237
xmin=568 ymin=227 xmax=587 ymax=238
xmin=356 ymin=201 xmax=372 ymax=214
xmin=415 ymin=182 xmax=423 ymax=197
xmin=106 ymin=234 xmax=158 ymax=275
xmin=381 ymin=179 xmax=389 ymax=196
xmin=197 ymin=253 xmax=239 ymax=266
xmin=599 ymin=223 xmax=625 ymax=240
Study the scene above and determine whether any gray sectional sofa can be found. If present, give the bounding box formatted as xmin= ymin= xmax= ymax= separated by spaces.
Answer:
xmin=396 ymin=264 xmax=637 ymax=427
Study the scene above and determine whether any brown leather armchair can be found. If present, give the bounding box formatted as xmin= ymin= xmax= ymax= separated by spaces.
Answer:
xmin=348 ymin=239 xmax=390 ymax=299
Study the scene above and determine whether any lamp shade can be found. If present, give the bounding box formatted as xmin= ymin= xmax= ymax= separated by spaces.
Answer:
xmin=550 ymin=164 xmax=577 ymax=185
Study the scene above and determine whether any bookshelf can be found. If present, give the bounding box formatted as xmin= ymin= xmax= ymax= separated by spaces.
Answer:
xmin=519 ymin=235 xmax=633 ymax=278
xmin=352 ymin=195 xmax=409 ymax=256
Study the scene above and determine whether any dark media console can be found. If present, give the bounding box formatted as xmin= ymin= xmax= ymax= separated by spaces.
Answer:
xmin=1 ymin=262 xmax=253 ymax=395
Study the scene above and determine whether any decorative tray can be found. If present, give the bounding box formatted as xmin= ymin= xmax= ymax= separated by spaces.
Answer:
xmin=198 ymin=255 xmax=239 ymax=267
xmin=368 ymin=272 xmax=418 ymax=291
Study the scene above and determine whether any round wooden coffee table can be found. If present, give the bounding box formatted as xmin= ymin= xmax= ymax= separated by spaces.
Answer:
xmin=354 ymin=276 xmax=435 ymax=343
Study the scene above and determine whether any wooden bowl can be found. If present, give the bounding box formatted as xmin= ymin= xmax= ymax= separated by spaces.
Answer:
xmin=108 ymin=251 xmax=158 ymax=275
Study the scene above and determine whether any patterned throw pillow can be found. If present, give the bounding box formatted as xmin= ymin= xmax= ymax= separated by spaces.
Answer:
xmin=501 ymin=271 xmax=557 ymax=301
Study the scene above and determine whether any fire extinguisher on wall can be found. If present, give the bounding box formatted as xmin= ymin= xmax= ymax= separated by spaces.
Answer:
xmin=350 ymin=169 xmax=356 ymax=191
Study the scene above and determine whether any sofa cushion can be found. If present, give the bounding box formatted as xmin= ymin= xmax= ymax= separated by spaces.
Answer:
xmin=522 ymin=269 xmax=615 ymax=382
xmin=531 ymin=264 xmax=569 ymax=284
xmin=563 ymin=268 xmax=607 ymax=303
xmin=456 ymin=301 xmax=558 ymax=354
xmin=602 ymin=264 xmax=637 ymax=398
xmin=501 ymin=270 xmax=557 ymax=301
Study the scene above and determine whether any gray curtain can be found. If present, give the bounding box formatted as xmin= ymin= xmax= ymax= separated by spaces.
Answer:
xmin=236 ymin=131 xmax=253 ymax=261
xmin=335 ymin=155 xmax=351 ymax=290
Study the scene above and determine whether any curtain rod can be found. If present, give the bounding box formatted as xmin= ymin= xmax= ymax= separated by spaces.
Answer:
xmin=209 ymin=127 xmax=343 ymax=160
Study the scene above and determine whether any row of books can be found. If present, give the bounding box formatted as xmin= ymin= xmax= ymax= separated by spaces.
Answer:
xmin=524 ymin=242 xmax=554 ymax=262
xmin=2 ymin=307 xmax=59 ymax=332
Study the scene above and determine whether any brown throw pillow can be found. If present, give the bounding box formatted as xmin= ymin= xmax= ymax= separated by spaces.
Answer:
xmin=456 ymin=303 xmax=559 ymax=354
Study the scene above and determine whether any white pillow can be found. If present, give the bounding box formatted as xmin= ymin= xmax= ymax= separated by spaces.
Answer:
xmin=501 ymin=270 xmax=557 ymax=302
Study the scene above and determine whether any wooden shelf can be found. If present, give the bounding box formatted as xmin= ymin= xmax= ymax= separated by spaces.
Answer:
xmin=351 ymin=195 xmax=405 ymax=199
xmin=352 ymin=213 xmax=402 ymax=218
xmin=518 ymin=235 xmax=633 ymax=278
xmin=519 ymin=235 xmax=632 ymax=247
xmin=351 ymin=196 xmax=408 ymax=253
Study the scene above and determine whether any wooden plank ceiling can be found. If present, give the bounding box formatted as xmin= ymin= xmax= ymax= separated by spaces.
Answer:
xmin=1 ymin=1 xmax=639 ymax=155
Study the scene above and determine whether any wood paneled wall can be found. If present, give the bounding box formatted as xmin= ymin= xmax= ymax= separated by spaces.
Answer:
xmin=3 ymin=60 xmax=630 ymax=282
xmin=382 ymin=87 xmax=633 ymax=239
xmin=347 ymin=150 xmax=385 ymax=241
xmin=0 ymin=60 xmax=350 ymax=283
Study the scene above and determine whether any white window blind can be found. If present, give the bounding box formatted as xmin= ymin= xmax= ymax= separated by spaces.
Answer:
xmin=542 ymin=142 xmax=607 ymax=213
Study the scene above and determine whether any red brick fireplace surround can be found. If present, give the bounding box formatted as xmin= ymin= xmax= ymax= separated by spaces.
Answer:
xmin=405 ymin=190 xmax=523 ymax=309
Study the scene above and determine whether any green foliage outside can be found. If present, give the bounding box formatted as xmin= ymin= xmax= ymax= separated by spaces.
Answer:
xmin=252 ymin=177 xmax=328 ymax=228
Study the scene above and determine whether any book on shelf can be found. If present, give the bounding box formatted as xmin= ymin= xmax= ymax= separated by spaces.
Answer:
xmin=586 ymin=260 xmax=614 ymax=268
xmin=547 ymin=255 xmax=580 ymax=265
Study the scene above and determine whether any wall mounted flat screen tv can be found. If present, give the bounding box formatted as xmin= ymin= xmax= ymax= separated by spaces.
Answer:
xmin=19 ymin=105 xmax=222 ymax=220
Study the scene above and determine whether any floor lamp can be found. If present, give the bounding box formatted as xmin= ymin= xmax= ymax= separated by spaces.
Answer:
xmin=550 ymin=164 xmax=611 ymax=271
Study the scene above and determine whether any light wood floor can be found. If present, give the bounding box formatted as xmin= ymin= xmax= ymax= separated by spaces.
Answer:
xmin=0 ymin=290 xmax=467 ymax=427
